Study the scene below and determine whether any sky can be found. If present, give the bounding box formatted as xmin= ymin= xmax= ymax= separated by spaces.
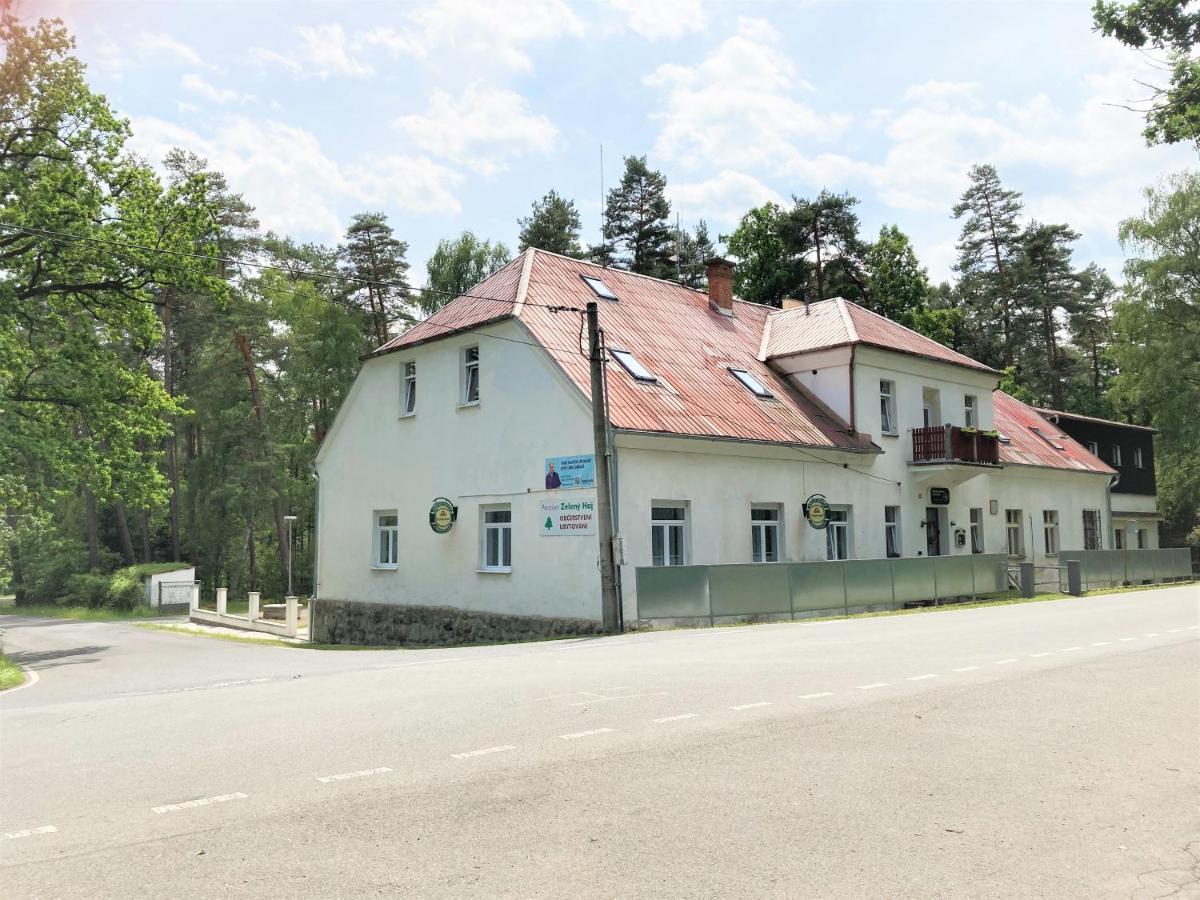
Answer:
xmin=22 ymin=0 xmax=1199 ymax=286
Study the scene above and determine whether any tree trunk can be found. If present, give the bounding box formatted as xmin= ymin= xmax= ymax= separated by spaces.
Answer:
xmin=114 ymin=504 xmax=136 ymax=566
xmin=139 ymin=509 xmax=153 ymax=563
xmin=812 ymin=218 xmax=825 ymax=301
xmin=84 ymin=488 xmax=101 ymax=570
xmin=162 ymin=302 xmax=182 ymax=562
xmin=5 ymin=508 xmax=26 ymax=605
xmin=981 ymin=192 xmax=1012 ymax=369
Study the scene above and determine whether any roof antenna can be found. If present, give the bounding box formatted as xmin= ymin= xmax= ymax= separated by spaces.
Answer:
xmin=599 ymin=143 xmax=606 ymax=269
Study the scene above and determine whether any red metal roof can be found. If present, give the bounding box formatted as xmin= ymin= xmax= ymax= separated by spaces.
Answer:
xmin=994 ymin=392 xmax=1117 ymax=474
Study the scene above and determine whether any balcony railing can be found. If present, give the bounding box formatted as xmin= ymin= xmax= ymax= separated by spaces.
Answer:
xmin=911 ymin=425 xmax=1000 ymax=465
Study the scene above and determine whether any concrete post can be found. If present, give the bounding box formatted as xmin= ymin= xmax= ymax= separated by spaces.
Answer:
xmin=1019 ymin=563 xmax=1035 ymax=598
xmin=247 ymin=591 xmax=260 ymax=621
xmin=215 ymin=587 xmax=228 ymax=616
xmin=1066 ymin=560 xmax=1082 ymax=597
xmin=190 ymin=583 xmax=200 ymax=611
xmin=285 ymin=596 xmax=298 ymax=637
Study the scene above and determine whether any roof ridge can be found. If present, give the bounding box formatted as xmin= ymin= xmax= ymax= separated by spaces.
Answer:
xmin=526 ymin=246 xmax=707 ymax=293
xmin=834 ymin=297 xmax=857 ymax=342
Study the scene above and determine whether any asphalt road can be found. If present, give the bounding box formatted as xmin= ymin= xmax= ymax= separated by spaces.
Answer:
xmin=1 ymin=586 xmax=1198 ymax=899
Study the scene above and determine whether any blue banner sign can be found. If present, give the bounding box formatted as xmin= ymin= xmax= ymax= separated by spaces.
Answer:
xmin=544 ymin=454 xmax=595 ymax=490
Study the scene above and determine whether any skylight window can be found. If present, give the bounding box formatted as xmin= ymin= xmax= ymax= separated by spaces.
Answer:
xmin=610 ymin=349 xmax=656 ymax=382
xmin=581 ymin=274 xmax=618 ymax=301
xmin=1029 ymin=426 xmax=1065 ymax=450
xmin=729 ymin=367 xmax=773 ymax=398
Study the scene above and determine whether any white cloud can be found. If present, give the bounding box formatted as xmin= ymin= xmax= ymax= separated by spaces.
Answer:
xmin=181 ymin=74 xmax=252 ymax=105
xmin=394 ymin=83 xmax=559 ymax=175
xmin=670 ymin=170 xmax=785 ymax=225
xmin=609 ymin=0 xmax=707 ymax=41
xmin=93 ymin=32 xmax=215 ymax=76
xmin=127 ymin=116 xmax=461 ymax=242
xmin=252 ymin=24 xmax=373 ymax=79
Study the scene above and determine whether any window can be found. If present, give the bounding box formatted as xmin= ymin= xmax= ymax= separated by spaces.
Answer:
xmin=730 ymin=368 xmax=773 ymax=399
xmin=826 ymin=508 xmax=851 ymax=560
xmin=1006 ymin=509 xmax=1024 ymax=557
xmin=581 ymin=274 xmax=618 ymax=301
xmin=1086 ymin=440 xmax=1099 ymax=456
xmin=481 ymin=506 xmax=512 ymax=571
xmin=969 ymin=507 xmax=984 ymax=554
xmin=462 ymin=346 xmax=480 ymax=405
xmin=750 ymin=505 xmax=781 ymax=563
xmin=1114 ymin=527 xmax=1125 ymax=550
xmin=922 ymin=387 xmax=941 ymax=428
xmin=964 ymin=395 xmax=977 ymax=428
xmin=1111 ymin=443 xmax=1123 ymax=466
xmin=1137 ymin=528 xmax=1147 ymax=549
xmin=879 ymin=380 xmax=896 ymax=435
xmin=884 ymin=506 xmax=901 ymax=558
xmin=373 ymin=511 xmax=398 ymax=568
xmin=1082 ymin=509 xmax=1101 ymax=550
xmin=1043 ymin=510 xmax=1059 ymax=555
xmin=651 ymin=504 xmax=688 ymax=566
xmin=401 ymin=362 xmax=416 ymax=416
xmin=611 ymin=348 xmax=657 ymax=383
xmin=1134 ymin=447 xmax=1144 ymax=469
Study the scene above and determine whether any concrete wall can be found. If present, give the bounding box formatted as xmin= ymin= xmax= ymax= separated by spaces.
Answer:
xmin=146 ymin=566 xmax=195 ymax=609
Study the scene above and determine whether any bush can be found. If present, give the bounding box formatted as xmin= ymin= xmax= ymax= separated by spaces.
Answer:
xmin=63 ymin=572 xmax=112 ymax=608
xmin=106 ymin=567 xmax=147 ymax=610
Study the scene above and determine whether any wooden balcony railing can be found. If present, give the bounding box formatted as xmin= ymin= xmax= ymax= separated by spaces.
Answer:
xmin=911 ymin=425 xmax=1000 ymax=465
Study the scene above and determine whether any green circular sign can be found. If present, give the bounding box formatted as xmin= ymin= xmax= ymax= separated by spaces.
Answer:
xmin=805 ymin=494 xmax=831 ymax=530
xmin=429 ymin=498 xmax=457 ymax=534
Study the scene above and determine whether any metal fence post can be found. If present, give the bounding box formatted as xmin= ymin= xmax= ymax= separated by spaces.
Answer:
xmin=1019 ymin=563 xmax=1035 ymax=598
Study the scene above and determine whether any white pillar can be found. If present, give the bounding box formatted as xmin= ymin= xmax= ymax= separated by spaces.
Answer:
xmin=247 ymin=591 xmax=260 ymax=621
xmin=216 ymin=587 xmax=228 ymax=616
xmin=284 ymin=595 xmax=298 ymax=637
xmin=190 ymin=583 xmax=200 ymax=611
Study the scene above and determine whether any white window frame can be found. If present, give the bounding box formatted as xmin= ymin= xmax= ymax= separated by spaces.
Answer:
xmin=651 ymin=503 xmax=689 ymax=567
xmin=964 ymin=394 xmax=978 ymax=428
xmin=1133 ymin=446 xmax=1144 ymax=469
xmin=581 ymin=274 xmax=618 ymax=300
xmin=1081 ymin=509 xmax=1101 ymax=550
xmin=1114 ymin=527 xmax=1125 ymax=550
xmin=1086 ymin=440 xmax=1099 ymax=456
xmin=1111 ymin=443 xmax=1122 ymax=466
xmin=611 ymin=348 xmax=657 ymax=383
xmin=461 ymin=346 xmax=480 ymax=406
xmin=826 ymin=507 xmax=851 ymax=561
xmin=401 ymin=361 xmax=416 ymax=417
xmin=480 ymin=505 xmax=512 ymax=572
xmin=750 ymin=504 xmax=782 ymax=563
xmin=1136 ymin=528 xmax=1147 ymax=549
xmin=969 ymin=507 xmax=984 ymax=554
xmin=373 ymin=510 xmax=398 ymax=569
xmin=1043 ymin=509 xmax=1059 ymax=556
xmin=884 ymin=505 xmax=901 ymax=558
xmin=879 ymin=380 xmax=897 ymax=435
xmin=1005 ymin=509 xmax=1024 ymax=558
xmin=730 ymin=368 xmax=773 ymax=399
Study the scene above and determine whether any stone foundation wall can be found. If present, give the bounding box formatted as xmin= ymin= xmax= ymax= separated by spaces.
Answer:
xmin=310 ymin=598 xmax=605 ymax=646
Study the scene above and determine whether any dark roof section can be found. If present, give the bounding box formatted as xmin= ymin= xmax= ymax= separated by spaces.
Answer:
xmin=1033 ymin=407 xmax=1158 ymax=434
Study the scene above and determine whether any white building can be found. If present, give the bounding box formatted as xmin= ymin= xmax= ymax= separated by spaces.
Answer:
xmin=311 ymin=250 xmax=1125 ymax=643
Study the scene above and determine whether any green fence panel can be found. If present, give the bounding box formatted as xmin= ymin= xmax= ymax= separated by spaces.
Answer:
xmin=790 ymin=561 xmax=848 ymax=613
xmin=932 ymin=556 xmax=976 ymax=599
xmin=709 ymin=563 xmax=792 ymax=617
xmin=891 ymin=557 xmax=936 ymax=604
xmin=635 ymin=566 xmax=710 ymax=619
xmin=972 ymin=554 xmax=1008 ymax=594
xmin=1131 ymin=549 xmax=1156 ymax=583
xmin=843 ymin=559 xmax=895 ymax=608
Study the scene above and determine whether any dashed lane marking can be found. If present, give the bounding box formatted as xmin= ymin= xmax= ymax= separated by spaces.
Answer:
xmin=730 ymin=701 xmax=773 ymax=710
xmin=2 ymin=825 xmax=56 ymax=840
xmin=451 ymin=745 xmax=517 ymax=759
xmin=1119 ymin=637 xmax=1138 ymax=642
xmin=152 ymin=792 xmax=247 ymax=814
xmin=907 ymin=674 xmax=939 ymax=681
xmin=316 ymin=767 xmax=392 ymax=784
xmin=994 ymin=658 xmax=1020 ymax=665
xmin=560 ymin=728 xmax=615 ymax=740
xmin=567 ymin=691 xmax=669 ymax=706
xmin=120 ymin=678 xmax=273 ymax=697
xmin=1091 ymin=641 xmax=1111 ymax=647
xmin=1187 ymin=625 xmax=1199 ymax=630
xmin=1164 ymin=629 xmax=1182 ymax=634
xmin=856 ymin=683 xmax=889 ymax=690
xmin=953 ymin=666 xmax=979 ymax=672
xmin=1060 ymin=646 xmax=1083 ymax=652
xmin=653 ymin=714 xmax=699 ymax=723
xmin=1030 ymin=652 xmax=1054 ymax=658
xmin=1143 ymin=633 xmax=1160 ymax=638
xmin=799 ymin=692 xmax=834 ymax=699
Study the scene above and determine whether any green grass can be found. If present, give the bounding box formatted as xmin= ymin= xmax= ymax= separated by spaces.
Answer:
xmin=136 ymin=622 xmax=381 ymax=651
xmin=0 ymin=601 xmax=168 ymax=621
xmin=0 ymin=652 xmax=25 ymax=691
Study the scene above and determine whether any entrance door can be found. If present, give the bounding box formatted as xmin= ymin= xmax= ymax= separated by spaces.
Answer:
xmin=925 ymin=506 xmax=942 ymax=556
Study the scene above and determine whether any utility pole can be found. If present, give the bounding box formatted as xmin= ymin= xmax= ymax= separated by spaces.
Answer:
xmin=587 ymin=301 xmax=620 ymax=632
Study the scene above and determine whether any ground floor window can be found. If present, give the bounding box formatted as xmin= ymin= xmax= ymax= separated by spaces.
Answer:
xmin=1043 ymin=509 xmax=1059 ymax=555
xmin=1082 ymin=509 xmax=1101 ymax=550
xmin=750 ymin=505 xmax=781 ymax=563
xmin=1006 ymin=509 xmax=1024 ymax=557
xmin=1137 ymin=528 xmax=1147 ymax=549
xmin=652 ymin=504 xmax=688 ymax=566
xmin=1114 ymin=527 xmax=1125 ymax=549
xmin=482 ymin=506 xmax=512 ymax=571
xmin=969 ymin=507 xmax=984 ymax=554
xmin=373 ymin=510 xmax=398 ymax=568
xmin=827 ymin=507 xmax=851 ymax=560
xmin=884 ymin=506 xmax=900 ymax=558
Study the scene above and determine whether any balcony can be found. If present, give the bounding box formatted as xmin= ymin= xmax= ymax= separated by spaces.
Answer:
xmin=911 ymin=425 xmax=1001 ymax=466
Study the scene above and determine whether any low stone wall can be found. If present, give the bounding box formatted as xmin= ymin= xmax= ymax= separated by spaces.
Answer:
xmin=310 ymin=598 xmax=605 ymax=647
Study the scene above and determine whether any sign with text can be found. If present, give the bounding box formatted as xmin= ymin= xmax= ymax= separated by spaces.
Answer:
xmin=929 ymin=487 xmax=951 ymax=505
xmin=544 ymin=454 xmax=595 ymax=490
xmin=540 ymin=499 xmax=596 ymax=536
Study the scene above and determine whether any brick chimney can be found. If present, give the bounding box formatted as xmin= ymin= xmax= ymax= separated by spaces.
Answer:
xmin=706 ymin=257 xmax=734 ymax=316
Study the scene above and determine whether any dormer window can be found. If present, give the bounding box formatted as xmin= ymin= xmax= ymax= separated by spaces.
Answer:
xmin=581 ymin=275 xmax=618 ymax=301
xmin=1030 ymin=426 xmax=1065 ymax=450
xmin=729 ymin=368 xmax=772 ymax=398
xmin=611 ymin=349 xmax=656 ymax=382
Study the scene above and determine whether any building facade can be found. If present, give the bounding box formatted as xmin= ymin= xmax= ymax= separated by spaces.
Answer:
xmin=312 ymin=250 xmax=1128 ymax=641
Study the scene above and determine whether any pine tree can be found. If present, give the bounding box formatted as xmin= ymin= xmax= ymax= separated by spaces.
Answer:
xmin=1012 ymin=222 xmax=1081 ymax=409
xmin=1066 ymin=264 xmax=1117 ymax=415
xmin=518 ymin=190 xmax=582 ymax=256
xmin=671 ymin=219 xmax=717 ymax=288
xmin=602 ymin=156 xmax=673 ymax=277
xmin=784 ymin=190 xmax=869 ymax=303
xmin=337 ymin=213 xmax=413 ymax=347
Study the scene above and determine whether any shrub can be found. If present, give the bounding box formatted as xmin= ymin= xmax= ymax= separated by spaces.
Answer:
xmin=106 ymin=567 xmax=147 ymax=610
xmin=63 ymin=572 xmax=113 ymax=608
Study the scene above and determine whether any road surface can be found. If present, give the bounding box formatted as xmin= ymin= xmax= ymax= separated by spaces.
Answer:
xmin=1 ymin=585 xmax=1198 ymax=898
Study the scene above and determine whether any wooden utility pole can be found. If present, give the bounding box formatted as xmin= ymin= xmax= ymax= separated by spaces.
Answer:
xmin=587 ymin=302 xmax=620 ymax=632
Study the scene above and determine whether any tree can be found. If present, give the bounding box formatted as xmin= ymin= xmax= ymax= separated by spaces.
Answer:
xmin=422 ymin=231 xmax=511 ymax=311
xmin=671 ymin=220 xmax=717 ymax=288
xmin=784 ymin=191 xmax=868 ymax=303
xmin=724 ymin=203 xmax=799 ymax=306
xmin=337 ymin=213 xmax=413 ymax=347
xmin=602 ymin=156 xmax=673 ymax=277
xmin=1011 ymin=222 xmax=1081 ymax=409
xmin=864 ymin=226 xmax=931 ymax=321
xmin=518 ymin=190 xmax=582 ymax=256
xmin=952 ymin=164 xmax=1025 ymax=368
xmin=1094 ymin=0 xmax=1200 ymax=146
xmin=1066 ymin=264 xmax=1118 ymax=415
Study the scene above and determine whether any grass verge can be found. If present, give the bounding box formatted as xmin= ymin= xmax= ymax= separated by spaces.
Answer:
xmin=0 ymin=652 xmax=25 ymax=691
xmin=0 ymin=602 xmax=168 ymax=622
xmin=136 ymin=622 xmax=382 ymax=651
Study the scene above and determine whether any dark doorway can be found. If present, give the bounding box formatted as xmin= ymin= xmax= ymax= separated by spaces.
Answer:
xmin=925 ymin=506 xmax=942 ymax=556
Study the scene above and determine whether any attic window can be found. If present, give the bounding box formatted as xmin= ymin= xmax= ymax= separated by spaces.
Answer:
xmin=610 ymin=348 xmax=656 ymax=383
xmin=998 ymin=433 xmax=1012 ymax=444
xmin=1029 ymin=425 xmax=1065 ymax=450
xmin=729 ymin=367 xmax=773 ymax=398
xmin=581 ymin=275 xmax=618 ymax=301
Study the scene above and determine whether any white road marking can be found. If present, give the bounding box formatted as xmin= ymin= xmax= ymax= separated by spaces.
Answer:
xmin=376 ymin=657 xmax=470 ymax=670
xmin=907 ymin=674 xmax=939 ymax=681
xmin=953 ymin=666 xmax=979 ymax=672
xmin=1164 ymin=629 xmax=1182 ymax=634
xmin=799 ymin=692 xmax=834 ymax=699
xmin=1091 ymin=641 xmax=1111 ymax=647
xmin=560 ymin=728 xmax=615 ymax=740
xmin=1143 ymin=633 xmax=1160 ymax=638
xmin=653 ymin=713 xmax=699 ymax=723
xmin=1030 ymin=652 xmax=1054 ymax=658
xmin=152 ymin=792 xmax=247 ymax=814
xmin=1 ymin=825 xmax=56 ymax=840
xmin=120 ymin=678 xmax=272 ymax=697
xmin=316 ymin=767 xmax=392 ymax=784
xmin=994 ymin=658 xmax=1019 ymax=665
xmin=567 ymin=691 xmax=669 ymax=706
xmin=1060 ymin=646 xmax=1083 ymax=652
xmin=1187 ymin=625 xmax=1199 ymax=630
xmin=0 ymin=666 xmax=39 ymax=697
xmin=857 ymin=682 xmax=889 ymax=690
xmin=451 ymin=745 xmax=517 ymax=759
xmin=1119 ymin=637 xmax=1138 ymax=642
xmin=730 ymin=701 xmax=773 ymax=710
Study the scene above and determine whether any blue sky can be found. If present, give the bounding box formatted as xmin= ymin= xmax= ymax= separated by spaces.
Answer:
xmin=29 ymin=0 xmax=1197 ymax=285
